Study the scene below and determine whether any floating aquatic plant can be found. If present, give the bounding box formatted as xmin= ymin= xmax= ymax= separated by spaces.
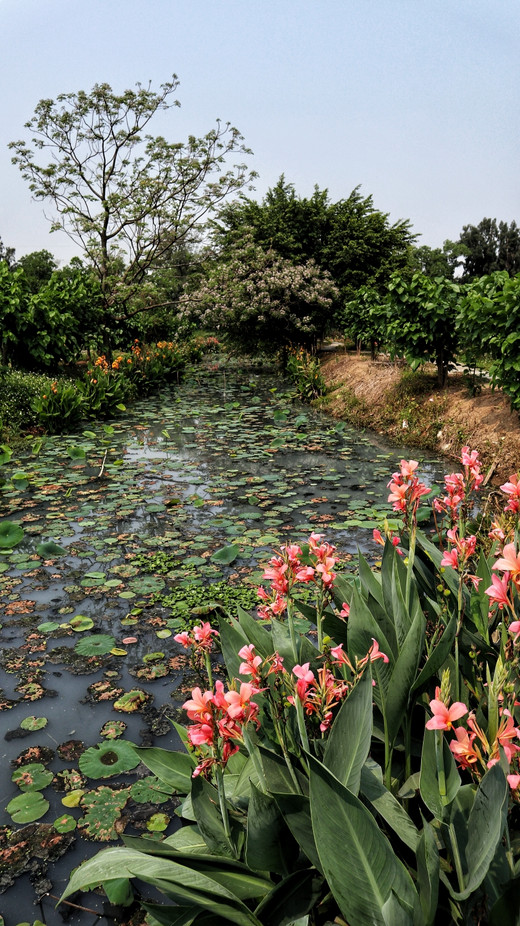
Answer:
xmin=78 ymin=741 xmax=139 ymax=779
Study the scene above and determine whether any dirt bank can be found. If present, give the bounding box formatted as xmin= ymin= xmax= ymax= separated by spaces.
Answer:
xmin=318 ymin=351 xmax=520 ymax=485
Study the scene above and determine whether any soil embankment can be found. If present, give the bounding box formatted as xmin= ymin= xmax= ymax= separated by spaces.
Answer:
xmin=319 ymin=351 xmax=520 ymax=485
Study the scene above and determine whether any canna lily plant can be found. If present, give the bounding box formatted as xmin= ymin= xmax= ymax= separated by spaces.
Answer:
xmin=61 ymin=449 xmax=520 ymax=926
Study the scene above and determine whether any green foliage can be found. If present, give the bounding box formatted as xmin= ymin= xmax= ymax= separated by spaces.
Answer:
xmin=0 ymin=368 xmax=52 ymax=433
xmin=285 ymin=347 xmax=326 ymax=401
xmin=16 ymin=249 xmax=57 ymax=294
xmin=456 ymin=217 xmax=520 ymax=279
xmin=458 ymin=271 xmax=520 ymax=410
xmin=381 ymin=272 xmax=462 ymax=386
xmin=213 ymin=176 xmax=415 ymax=302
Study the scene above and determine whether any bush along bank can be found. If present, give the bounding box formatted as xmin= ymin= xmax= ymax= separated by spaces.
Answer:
xmin=60 ymin=447 xmax=520 ymax=925
xmin=1 ymin=335 xmax=219 ymax=437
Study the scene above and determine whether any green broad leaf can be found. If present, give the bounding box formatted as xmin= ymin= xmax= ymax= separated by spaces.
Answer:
xmin=411 ymin=611 xmax=457 ymax=694
xmin=140 ymin=903 xmax=198 ymax=926
xmin=218 ymin=615 xmax=249 ymax=681
xmin=162 ymin=826 xmax=207 ymax=853
xmin=36 ymin=540 xmax=68 ymax=557
xmin=420 ymin=729 xmax=461 ymax=820
xmin=272 ymin=791 xmax=322 ymax=873
xmin=0 ymin=444 xmax=13 ymax=465
xmin=381 ymin=889 xmax=415 ymax=926
xmin=360 ymin=761 xmax=419 ymax=852
xmin=380 ymin=605 xmax=425 ymax=744
xmin=11 ymin=472 xmax=29 ymax=489
xmin=416 ymin=819 xmax=439 ymax=926
xmin=323 ymin=669 xmax=372 ymax=795
xmin=358 ymin=551 xmax=385 ymax=607
xmin=68 ymin=446 xmax=86 ymax=460
xmin=82 ymin=430 xmax=97 ymax=439
xmin=211 ymin=544 xmax=241 ymax=565
xmin=103 ymin=877 xmax=134 ymax=906
xmin=236 ymin=604 xmax=274 ymax=658
xmin=347 ymin=585 xmax=396 ymax=669
xmin=0 ymin=520 xmax=24 ymax=549
xmin=53 ymin=813 xmax=77 ymax=833
xmin=69 ymin=614 xmax=94 ymax=632
xmin=191 ymin=774 xmax=236 ymax=858
xmin=132 ymin=745 xmax=195 ymax=793
xmin=116 ymin=403 xmax=126 ymax=411
xmin=7 ymin=790 xmax=49 ymax=823
xmin=453 ymin=764 xmax=508 ymax=901
xmin=245 ymin=781 xmax=297 ymax=875
xmin=60 ymin=847 xmax=263 ymax=926
xmin=309 ymin=755 xmax=417 ymax=926
xmin=253 ymin=869 xmax=323 ymax=926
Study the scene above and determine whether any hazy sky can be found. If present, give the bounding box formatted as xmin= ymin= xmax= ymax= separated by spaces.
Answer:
xmin=0 ymin=0 xmax=518 ymax=264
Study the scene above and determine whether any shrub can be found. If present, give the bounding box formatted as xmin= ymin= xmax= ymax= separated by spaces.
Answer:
xmin=0 ymin=368 xmax=53 ymax=434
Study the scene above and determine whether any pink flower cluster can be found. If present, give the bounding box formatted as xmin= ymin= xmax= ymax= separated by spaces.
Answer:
xmin=289 ymin=639 xmax=389 ymax=732
xmin=174 ymin=622 xmax=219 ymax=654
xmin=258 ymin=533 xmax=338 ymax=620
xmin=501 ymin=474 xmax=520 ymax=514
xmin=434 ymin=446 xmax=483 ymax=522
xmin=387 ymin=459 xmax=430 ymax=523
xmin=183 ymin=679 xmax=260 ymax=778
xmin=426 ymin=690 xmax=520 ymax=795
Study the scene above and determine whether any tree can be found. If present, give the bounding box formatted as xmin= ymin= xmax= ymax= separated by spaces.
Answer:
xmin=380 ymin=272 xmax=462 ymax=386
xmin=16 ymin=249 xmax=57 ymax=293
xmin=406 ymin=241 xmax=462 ymax=279
xmin=9 ymin=76 xmax=254 ymax=329
xmin=212 ymin=176 xmax=415 ymax=302
xmin=0 ymin=237 xmax=16 ymax=268
xmin=178 ymin=235 xmax=339 ymax=355
xmin=455 ymin=218 xmax=520 ymax=278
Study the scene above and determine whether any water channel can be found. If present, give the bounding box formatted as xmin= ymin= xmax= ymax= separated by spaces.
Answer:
xmin=0 ymin=360 xmax=446 ymax=925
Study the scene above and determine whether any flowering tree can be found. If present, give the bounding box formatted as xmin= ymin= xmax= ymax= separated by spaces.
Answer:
xmin=178 ymin=237 xmax=339 ymax=355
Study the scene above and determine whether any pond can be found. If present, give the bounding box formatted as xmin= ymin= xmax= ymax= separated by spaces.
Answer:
xmin=0 ymin=360 xmax=446 ymax=925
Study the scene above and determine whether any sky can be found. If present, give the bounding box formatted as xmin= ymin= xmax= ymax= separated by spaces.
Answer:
xmin=0 ymin=0 xmax=518 ymax=265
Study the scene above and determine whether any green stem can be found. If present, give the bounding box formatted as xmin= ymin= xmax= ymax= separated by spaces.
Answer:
xmin=405 ymin=521 xmax=417 ymax=613
xmin=448 ymin=821 xmax=465 ymax=893
xmin=204 ymin=651 xmax=213 ymax=689
xmin=214 ymin=764 xmax=234 ymax=853
xmin=383 ymin=718 xmax=393 ymax=791
xmin=454 ymin=578 xmax=464 ymax=703
xmin=435 ymin=730 xmax=446 ymax=798
xmin=272 ymin=716 xmax=302 ymax=791
xmin=295 ymin=698 xmax=310 ymax=758
xmin=241 ymin=726 xmax=268 ymax=792
xmin=287 ymin=597 xmax=299 ymax=664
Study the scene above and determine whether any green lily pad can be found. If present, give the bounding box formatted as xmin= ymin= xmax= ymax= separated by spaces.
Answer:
xmin=130 ymin=776 xmax=174 ymax=804
xmin=37 ymin=540 xmax=68 ymax=557
xmin=11 ymin=763 xmax=54 ymax=792
xmin=210 ymin=543 xmax=241 ymax=565
xmin=6 ymin=790 xmax=49 ymax=823
xmin=146 ymin=812 xmax=170 ymax=832
xmin=113 ymin=689 xmax=150 ymax=713
xmin=74 ymin=634 xmax=115 ymax=656
xmin=69 ymin=615 xmax=94 ymax=632
xmin=100 ymin=720 xmax=127 ymax=740
xmin=78 ymin=741 xmax=139 ymax=779
xmin=0 ymin=521 xmax=24 ymax=549
xmin=20 ymin=716 xmax=48 ymax=731
xmin=53 ymin=813 xmax=77 ymax=832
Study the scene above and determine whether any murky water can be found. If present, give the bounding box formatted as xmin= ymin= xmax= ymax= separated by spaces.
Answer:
xmin=0 ymin=362 xmax=446 ymax=924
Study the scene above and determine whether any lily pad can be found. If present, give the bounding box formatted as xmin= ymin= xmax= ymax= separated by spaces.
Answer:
xmin=0 ymin=521 xmax=24 ymax=549
xmin=53 ymin=813 xmax=77 ymax=833
xmin=12 ymin=762 xmax=54 ymax=791
xmin=7 ymin=790 xmax=49 ymax=823
xmin=74 ymin=634 xmax=115 ymax=656
xmin=36 ymin=541 xmax=68 ymax=558
xmin=113 ymin=689 xmax=151 ymax=713
xmin=20 ymin=716 xmax=48 ymax=731
xmin=69 ymin=615 xmax=94 ymax=632
xmin=146 ymin=812 xmax=170 ymax=832
xmin=78 ymin=741 xmax=139 ymax=779
xmin=210 ymin=543 xmax=241 ymax=565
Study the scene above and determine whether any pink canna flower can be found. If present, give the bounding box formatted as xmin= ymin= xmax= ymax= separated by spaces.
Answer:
xmin=441 ymin=549 xmax=459 ymax=569
xmin=426 ymin=697 xmax=468 ymax=731
xmin=494 ymin=543 xmax=520 ymax=580
xmin=507 ymin=774 xmax=520 ymax=791
xmin=449 ymin=726 xmax=479 ymax=769
xmin=508 ymin=621 xmax=520 ymax=643
xmin=485 ymin=572 xmax=511 ymax=609
xmin=174 ymin=631 xmax=192 ymax=648
xmin=193 ymin=622 xmax=219 ymax=647
xmin=183 ymin=687 xmax=214 ymax=723
xmin=340 ymin=601 xmax=350 ymax=618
